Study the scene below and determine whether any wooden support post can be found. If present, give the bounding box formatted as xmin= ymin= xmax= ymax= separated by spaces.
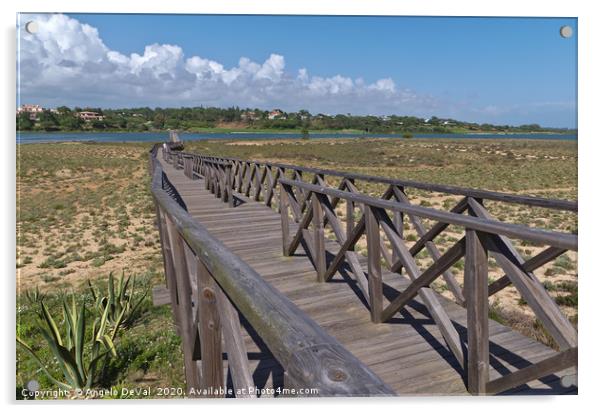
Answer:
xmin=220 ymin=166 xmax=227 ymax=203
xmin=156 ymin=207 xmax=181 ymax=326
xmin=264 ymin=165 xmax=271 ymax=205
xmin=215 ymin=288 xmax=256 ymax=398
xmin=164 ymin=216 xmax=201 ymax=393
xmin=392 ymin=186 xmax=404 ymax=269
xmin=244 ymin=163 xmax=253 ymax=197
xmin=365 ymin=206 xmax=383 ymax=323
xmin=225 ymin=164 xmax=234 ymax=207
xmin=346 ymin=179 xmax=356 ymax=249
xmin=204 ymin=164 xmax=211 ymax=190
xmin=196 ymin=258 xmax=224 ymax=397
xmin=254 ymin=164 xmax=262 ymax=202
xmin=465 ymin=229 xmax=490 ymax=395
xmin=312 ymin=193 xmax=327 ymax=281
xmin=280 ymin=186 xmax=291 ymax=256
xmin=237 ymin=161 xmax=244 ymax=193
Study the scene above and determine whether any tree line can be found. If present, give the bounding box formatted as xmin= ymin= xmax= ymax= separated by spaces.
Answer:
xmin=16 ymin=105 xmax=573 ymax=134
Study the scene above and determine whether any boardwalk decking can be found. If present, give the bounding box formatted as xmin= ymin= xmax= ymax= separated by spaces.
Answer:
xmin=156 ymin=148 xmax=576 ymax=396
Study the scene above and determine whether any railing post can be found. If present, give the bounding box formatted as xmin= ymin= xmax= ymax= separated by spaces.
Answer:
xmin=219 ymin=165 xmax=226 ymax=203
xmin=196 ymin=258 xmax=224 ymax=397
xmin=183 ymin=155 xmax=193 ymax=179
xmin=237 ymin=161 xmax=244 ymax=193
xmin=275 ymin=167 xmax=286 ymax=212
xmin=155 ymin=207 xmax=181 ymax=327
xmin=215 ymin=288 xmax=256 ymax=398
xmin=465 ymin=229 xmax=490 ymax=395
xmin=164 ymin=216 xmax=201 ymax=393
xmin=253 ymin=164 xmax=262 ymax=202
xmin=389 ymin=185 xmax=405 ymax=273
xmin=365 ymin=205 xmax=383 ymax=323
xmin=345 ymin=179 xmax=355 ymax=247
xmin=225 ymin=163 xmax=234 ymax=207
xmin=280 ymin=185 xmax=291 ymax=256
xmin=264 ymin=165 xmax=272 ymax=205
xmin=312 ymin=193 xmax=327 ymax=281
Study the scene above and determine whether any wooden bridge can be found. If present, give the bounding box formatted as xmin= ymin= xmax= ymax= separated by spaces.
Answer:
xmin=148 ymin=142 xmax=578 ymax=397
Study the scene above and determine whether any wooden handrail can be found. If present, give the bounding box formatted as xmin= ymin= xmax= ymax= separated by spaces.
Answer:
xmin=280 ymin=178 xmax=577 ymax=251
xmin=172 ymin=149 xmax=577 ymax=211
xmin=149 ymin=144 xmax=396 ymax=397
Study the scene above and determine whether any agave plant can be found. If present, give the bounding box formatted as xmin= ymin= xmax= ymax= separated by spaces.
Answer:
xmin=24 ymin=285 xmax=45 ymax=306
xmin=17 ymin=294 xmax=118 ymax=390
xmin=88 ymin=271 xmax=148 ymax=331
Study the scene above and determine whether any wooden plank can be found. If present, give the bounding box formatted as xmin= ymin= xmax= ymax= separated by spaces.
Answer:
xmin=465 ymin=229 xmax=490 ymax=395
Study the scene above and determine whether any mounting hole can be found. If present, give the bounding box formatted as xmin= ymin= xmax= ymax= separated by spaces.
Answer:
xmin=560 ymin=25 xmax=573 ymax=39
xmin=25 ymin=21 xmax=38 ymax=34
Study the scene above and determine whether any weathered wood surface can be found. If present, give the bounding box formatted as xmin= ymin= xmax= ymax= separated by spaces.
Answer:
xmin=157 ymin=149 xmax=576 ymax=396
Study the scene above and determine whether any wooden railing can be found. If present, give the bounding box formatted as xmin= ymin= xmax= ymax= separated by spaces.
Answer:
xmin=163 ymin=146 xmax=577 ymax=307
xmin=278 ymin=178 xmax=577 ymax=395
xmin=149 ymin=144 xmax=395 ymax=397
xmin=162 ymin=146 xmax=578 ymax=395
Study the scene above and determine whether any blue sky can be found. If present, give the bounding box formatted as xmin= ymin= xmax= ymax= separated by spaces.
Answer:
xmin=18 ymin=14 xmax=577 ymax=127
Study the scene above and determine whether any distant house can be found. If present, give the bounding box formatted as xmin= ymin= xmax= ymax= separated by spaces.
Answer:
xmin=17 ymin=104 xmax=44 ymax=120
xmin=241 ymin=110 xmax=260 ymax=121
xmin=77 ymin=111 xmax=105 ymax=122
xmin=268 ymin=109 xmax=285 ymax=120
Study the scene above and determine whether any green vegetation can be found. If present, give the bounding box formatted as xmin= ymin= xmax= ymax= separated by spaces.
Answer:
xmin=186 ymin=137 xmax=578 ymax=194
xmin=87 ymin=272 xmax=149 ymax=329
xmin=16 ymin=105 xmax=574 ymax=134
xmin=17 ymin=292 xmax=121 ymax=391
xmin=16 ymin=273 xmax=183 ymax=399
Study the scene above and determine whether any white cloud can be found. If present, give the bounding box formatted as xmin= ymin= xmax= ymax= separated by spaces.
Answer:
xmin=18 ymin=13 xmax=440 ymax=115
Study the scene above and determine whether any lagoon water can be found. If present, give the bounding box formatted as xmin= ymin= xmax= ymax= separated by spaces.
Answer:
xmin=17 ymin=131 xmax=577 ymax=144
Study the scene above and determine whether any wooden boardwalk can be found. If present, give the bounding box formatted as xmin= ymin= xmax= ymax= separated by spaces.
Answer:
xmin=155 ymin=149 xmax=576 ymax=396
